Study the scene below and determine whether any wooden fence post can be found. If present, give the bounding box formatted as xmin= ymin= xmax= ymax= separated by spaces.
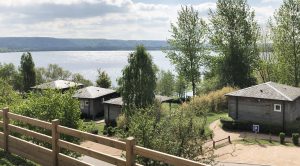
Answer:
xmin=3 ymin=107 xmax=9 ymax=152
xmin=126 ymin=137 xmax=136 ymax=166
xmin=213 ymin=141 xmax=215 ymax=149
xmin=52 ymin=119 xmax=59 ymax=166
xmin=228 ymin=136 xmax=231 ymax=144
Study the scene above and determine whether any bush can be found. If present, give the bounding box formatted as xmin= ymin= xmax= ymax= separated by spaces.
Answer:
xmin=220 ymin=119 xmax=284 ymax=134
xmin=191 ymin=86 xmax=237 ymax=113
xmin=292 ymin=133 xmax=299 ymax=145
xmin=279 ymin=132 xmax=285 ymax=144
xmin=82 ymin=122 xmax=98 ymax=134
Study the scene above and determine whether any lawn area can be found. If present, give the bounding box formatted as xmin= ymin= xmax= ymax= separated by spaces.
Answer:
xmin=205 ymin=112 xmax=228 ymax=136
xmin=82 ymin=121 xmax=105 ymax=135
xmin=0 ymin=149 xmax=38 ymax=166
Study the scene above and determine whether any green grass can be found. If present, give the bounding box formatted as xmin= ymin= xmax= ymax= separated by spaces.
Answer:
xmin=82 ymin=121 xmax=105 ymax=135
xmin=0 ymin=149 xmax=38 ymax=166
xmin=205 ymin=112 xmax=228 ymax=136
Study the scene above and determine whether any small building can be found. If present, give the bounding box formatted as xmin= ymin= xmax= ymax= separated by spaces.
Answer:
xmin=103 ymin=95 xmax=174 ymax=124
xmin=225 ymin=82 xmax=300 ymax=130
xmin=73 ymin=86 xmax=119 ymax=119
xmin=31 ymin=80 xmax=83 ymax=91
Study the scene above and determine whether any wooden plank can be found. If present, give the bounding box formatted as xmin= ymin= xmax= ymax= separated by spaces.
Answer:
xmin=134 ymin=146 xmax=208 ymax=166
xmin=126 ymin=137 xmax=136 ymax=166
xmin=3 ymin=108 xmax=9 ymax=152
xmin=8 ymin=112 xmax=52 ymax=130
xmin=57 ymin=125 xmax=126 ymax=150
xmin=8 ymin=124 xmax=52 ymax=143
xmin=58 ymin=153 xmax=93 ymax=166
xmin=8 ymin=135 xmax=52 ymax=166
xmin=52 ymin=119 xmax=59 ymax=166
xmin=58 ymin=140 xmax=126 ymax=166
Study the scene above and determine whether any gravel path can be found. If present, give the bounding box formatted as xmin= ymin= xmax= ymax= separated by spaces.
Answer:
xmin=210 ymin=120 xmax=300 ymax=166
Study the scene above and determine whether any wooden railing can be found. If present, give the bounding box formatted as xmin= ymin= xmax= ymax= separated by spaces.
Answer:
xmin=212 ymin=136 xmax=231 ymax=149
xmin=0 ymin=108 xmax=208 ymax=166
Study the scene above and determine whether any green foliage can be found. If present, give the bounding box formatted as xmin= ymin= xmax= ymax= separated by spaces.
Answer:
xmin=156 ymin=70 xmax=175 ymax=96
xmin=0 ymin=149 xmax=37 ymax=166
xmin=12 ymin=89 xmax=82 ymax=156
xmin=174 ymin=74 xmax=187 ymax=98
xmin=96 ymin=69 xmax=111 ymax=88
xmin=271 ymin=0 xmax=300 ymax=87
xmin=0 ymin=79 xmax=22 ymax=108
xmin=279 ymin=132 xmax=285 ymax=144
xmin=0 ymin=63 xmax=22 ymax=91
xmin=82 ymin=121 xmax=98 ymax=134
xmin=20 ymin=52 xmax=36 ymax=92
xmin=292 ymin=133 xmax=299 ymax=145
xmin=209 ymin=0 xmax=259 ymax=88
xmin=166 ymin=6 xmax=208 ymax=96
xmin=119 ymin=45 xmax=156 ymax=113
xmin=72 ymin=73 xmax=93 ymax=87
xmin=119 ymin=103 xmax=213 ymax=164
xmin=35 ymin=64 xmax=72 ymax=84
xmin=192 ymin=86 xmax=237 ymax=113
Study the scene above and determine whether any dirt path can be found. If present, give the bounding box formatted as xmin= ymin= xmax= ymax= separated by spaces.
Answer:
xmin=210 ymin=120 xmax=300 ymax=166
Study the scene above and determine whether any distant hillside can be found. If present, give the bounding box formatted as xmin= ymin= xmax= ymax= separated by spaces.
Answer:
xmin=0 ymin=37 xmax=168 ymax=52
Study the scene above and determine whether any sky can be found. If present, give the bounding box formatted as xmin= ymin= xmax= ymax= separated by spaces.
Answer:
xmin=0 ymin=0 xmax=283 ymax=40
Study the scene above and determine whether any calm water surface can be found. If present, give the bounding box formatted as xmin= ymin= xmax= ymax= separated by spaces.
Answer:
xmin=0 ymin=51 xmax=174 ymax=86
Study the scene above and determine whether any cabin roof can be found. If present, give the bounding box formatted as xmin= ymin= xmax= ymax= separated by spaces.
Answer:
xmin=103 ymin=95 xmax=173 ymax=106
xmin=73 ymin=86 xmax=116 ymax=99
xmin=226 ymin=82 xmax=300 ymax=101
xmin=31 ymin=80 xmax=83 ymax=90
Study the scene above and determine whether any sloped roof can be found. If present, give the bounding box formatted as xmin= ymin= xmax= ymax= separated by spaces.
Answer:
xmin=32 ymin=80 xmax=83 ymax=90
xmin=73 ymin=86 xmax=116 ymax=99
xmin=226 ymin=82 xmax=300 ymax=101
xmin=103 ymin=97 xmax=123 ymax=106
xmin=103 ymin=95 xmax=173 ymax=106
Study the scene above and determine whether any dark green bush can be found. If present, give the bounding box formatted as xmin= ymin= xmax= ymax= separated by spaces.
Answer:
xmin=220 ymin=118 xmax=284 ymax=134
xmin=279 ymin=132 xmax=285 ymax=144
xmin=292 ymin=133 xmax=299 ymax=145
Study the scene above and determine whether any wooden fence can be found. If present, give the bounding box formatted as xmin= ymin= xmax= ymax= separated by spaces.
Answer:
xmin=212 ymin=136 xmax=231 ymax=149
xmin=0 ymin=108 xmax=208 ymax=166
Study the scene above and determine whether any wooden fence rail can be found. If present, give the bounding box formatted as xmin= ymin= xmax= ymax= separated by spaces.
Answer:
xmin=213 ymin=136 xmax=231 ymax=149
xmin=0 ymin=108 xmax=208 ymax=166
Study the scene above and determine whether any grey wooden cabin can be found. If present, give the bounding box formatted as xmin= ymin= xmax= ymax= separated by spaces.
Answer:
xmin=226 ymin=82 xmax=300 ymax=130
xmin=103 ymin=95 xmax=174 ymax=125
xmin=73 ymin=86 xmax=119 ymax=119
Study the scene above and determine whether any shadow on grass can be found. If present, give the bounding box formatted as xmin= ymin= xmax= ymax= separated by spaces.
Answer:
xmin=0 ymin=149 xmax=37 ymax=166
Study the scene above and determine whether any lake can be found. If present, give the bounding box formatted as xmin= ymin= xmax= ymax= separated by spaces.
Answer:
xmin=0 ymin=51 xmax=175 ymax=86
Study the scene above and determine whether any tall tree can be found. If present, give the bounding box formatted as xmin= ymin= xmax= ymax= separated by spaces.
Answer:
xmin=72 ymin=73 xmax=93 ymax=87
xmin=20 ymin=52 xmax=36 ymax=92
xmin=166 ymin=6 xmax=208 ymax=96
xmin=119 ymin=45 xmax=156 ymax=113
xmin=272 ymin=0 xmax=300 ymax=87
xmin=156 ymin=70 xmax=175 ymax=96
xmin=96 ymin=69 xmax=111 ymax=88
xmin=209 ymin=0 xmax=259 ymax=88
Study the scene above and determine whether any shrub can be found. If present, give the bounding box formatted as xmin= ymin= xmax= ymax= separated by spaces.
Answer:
xmin=117 ymin=113 xmax=127 ymax=129
xmin=191 ymin=86 xmax=237 ymax=113
xmin=82 ymin=122 xmax=98 ymax=134
xmin=292 ymin=133 xmax=299 ymax=145
xmin=107 ymin=126 xmax=115 ymax=136
xmin=279 ymin=132 xmax=285 ymax=144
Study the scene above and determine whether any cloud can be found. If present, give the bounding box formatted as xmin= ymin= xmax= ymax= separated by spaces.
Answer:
xmin=0 ymin=0 xmax=279 ymax=40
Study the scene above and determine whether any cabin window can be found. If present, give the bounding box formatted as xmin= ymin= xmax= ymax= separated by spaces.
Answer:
xmin=274 ymin=104 xmax=281 ymax=112
xmin=85 ymin=101 xmax=89 ymax=106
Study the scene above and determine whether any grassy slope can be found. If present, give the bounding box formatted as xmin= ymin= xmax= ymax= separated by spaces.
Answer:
xmin=0 ymin=149 xmax=38 ymax=166
xmin=205 ymin=112 xmax=228 ymax=136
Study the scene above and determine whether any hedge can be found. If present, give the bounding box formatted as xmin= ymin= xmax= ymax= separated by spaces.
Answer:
xmin=220 ymin=118 xmax=300 ymax=135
